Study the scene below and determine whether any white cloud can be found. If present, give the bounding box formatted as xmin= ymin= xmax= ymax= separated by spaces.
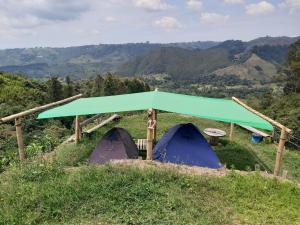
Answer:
xmin=246 ymin=1 xmax=275 ymax=15
xmin=0 ymin=0 xmax=91 ymax=29
xmin=279 ymin=0 xmax=300 ymax=13
xmin=187 ymin=0 xmax=203 ymax=10
xmin=200 ymin=12 xmax=230 ymax=25
xmin=104 ymin=16 xmax=117 ymax=22
xmin=133 ymin=0 xmax=173 ymax=11
xmin=223 ymin=0 xmax=244 ymax=4
xmin=154 ymin=16 xmax=182 ymax=30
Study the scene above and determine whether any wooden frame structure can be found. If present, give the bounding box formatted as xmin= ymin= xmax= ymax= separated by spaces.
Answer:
xmin=1 ymin=89 xmax=291 ymax=177
xmin=0 ymin=94 xmax=82 ymax=162
xmin=145 ymin=98 xmax=291 ymax=176
xmin=232 ymin=97 xmax=292 ymax=176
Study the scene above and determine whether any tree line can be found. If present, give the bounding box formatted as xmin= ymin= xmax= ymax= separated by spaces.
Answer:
xmin=46 ymin=73 xmax=150 ymax=102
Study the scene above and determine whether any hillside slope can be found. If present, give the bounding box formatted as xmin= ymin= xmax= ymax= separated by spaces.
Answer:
xmin=213 ymin=54 xmax=280 ymax=82
xmin=0 ymin=42 xmax=219 ymax=78
xmin=116 ymin=47 xmax=232 ymax=80
xmin=0 ymin=36 xmax=298 ymax=79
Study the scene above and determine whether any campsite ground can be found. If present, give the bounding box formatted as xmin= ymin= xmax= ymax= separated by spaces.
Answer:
xmin=1 ymin=113 xmax=300 ymax=225
xmin=55 ymin=113 xmax=300 ymax=182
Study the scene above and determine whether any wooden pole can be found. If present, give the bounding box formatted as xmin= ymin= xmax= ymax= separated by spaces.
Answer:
xmin=153 ymin=109 xmax=157 ymax=143
xmin=75 ymin=116 xmax=81 ymax=144
xmin=232 ymin=97 xmax=292 ymax=177
xmin=274 ymin=128 xmax=287 ymax=176
xmin=232 ymin=97 xmax=292 ymax=133
xmin=15 ymin=117 xmax=25 ymax=162
xmin=146 ymin=108 xmax=156 ymax=160
xmin=80 ymin=114 xmax=102 ymax=128
xmin=229 ymin=123 xmax=234 ymax=141
xmin=146 ymin=126 xmax=153 ymax=160
xmin=1 ymin=94 xmax=82 ymax=123
xmin=85 ymin=114 xmax=120 ymax=134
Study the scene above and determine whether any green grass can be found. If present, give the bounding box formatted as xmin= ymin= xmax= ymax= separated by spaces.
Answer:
xmin=2 ymin=112 xmax=300 ymax=225
xmin=56 ymin=113 xmax=300 ymax=182
xmin=0 ymin=163 xmax=299 ymax=225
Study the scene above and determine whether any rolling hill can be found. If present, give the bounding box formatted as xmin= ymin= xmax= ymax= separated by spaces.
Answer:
xmin=0 ymin=36 xmax=298 ymax=79
xmin=116 ymin=47 xmax=232 ymax=80
xmin=0 ymin=41 xmax=218 ymax=79
xmin=213 ymin=54 xmax=280 ymax=82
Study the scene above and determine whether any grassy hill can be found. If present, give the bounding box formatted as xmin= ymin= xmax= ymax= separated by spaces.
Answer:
xmin=213 ymin=54 xmax=280 ymax=82
xmin=1 ymin=161 xmax=299 ymax=225
xmin=1 ymin=111 xmax=300 ymax=224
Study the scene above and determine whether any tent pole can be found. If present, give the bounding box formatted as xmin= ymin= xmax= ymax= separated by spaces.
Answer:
xmin=15 ymin=117 xmax=25 ymax=162
xmin=229 ymin=123 xmax=234 ymax=141
xmin=274 ymin=128 xmax=287 ymax=176
xmin=75 ymin=116 xmax=81 ymax=144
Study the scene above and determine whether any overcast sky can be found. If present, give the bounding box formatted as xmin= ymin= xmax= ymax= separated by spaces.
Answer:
xmin=0 ymin=0 xmax=299 ymax=49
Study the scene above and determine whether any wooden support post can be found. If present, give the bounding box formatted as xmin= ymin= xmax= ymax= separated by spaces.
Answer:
xmin=146 ymin=126 xmax=153 ymax=160
xmin=274 ymin=128 xmax=287 ymax=176
xmin=15 ymin=117 xmax=25 ymax=162
xmin=146 ymin=108 xmax=156 ymax=160
xmin=75 ymin=116 xmax=81 ymax=144
xmin=232 ymin=97 xmax=292 ymax=176
xmin=153 ymin=109 xmax=157 ymax=143
xmin=229 ymin=123 xmax=234 ymax=141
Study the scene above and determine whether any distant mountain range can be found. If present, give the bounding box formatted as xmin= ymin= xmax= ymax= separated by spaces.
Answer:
xmin=0 ymin=36 xmax=298 ymax=81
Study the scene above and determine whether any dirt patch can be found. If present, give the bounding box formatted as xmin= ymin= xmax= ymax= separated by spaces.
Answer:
xmin=64 ymin=159 xmax=298 ymax=186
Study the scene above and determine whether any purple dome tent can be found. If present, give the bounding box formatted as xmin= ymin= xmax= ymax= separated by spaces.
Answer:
xmin=153 ymin=123 xmax=222 ymax=168
xmin=89 ymin=127 xmax=138 ymax=164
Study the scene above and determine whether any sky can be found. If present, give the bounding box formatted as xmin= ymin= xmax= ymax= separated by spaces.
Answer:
xmin=0 ymin=0 xmax=299 ymax=49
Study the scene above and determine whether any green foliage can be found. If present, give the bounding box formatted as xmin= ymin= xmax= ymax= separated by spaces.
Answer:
xmin=103 ymin=73 xmax=122 ymax=95
xmin=46 ymin=76 xmax=63 ymax=102
xmin=92 ymin=74 xmax=104 ymax=96
xmin=63 ymin=76 xmax=74 ymax=98
xmin=103 ymin=73 xmax=150 ymax=96
xmin=285 ymin=39 xmax=300 ymax=94
xmin=0 ymin=162 xmax=299 ymax=225
xmin=0 ymin=72 xmax=47 ymax=117
xmin=248 ymin=93 xmax=300 ymax=139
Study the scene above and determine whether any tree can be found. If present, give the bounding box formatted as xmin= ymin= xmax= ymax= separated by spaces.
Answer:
xmin=64 ymin=76 xmax=74 ymax=98
xmin=92 ymin=75 xmax=104 ymax=96
xmin=46 ymin=76 xmax=63 ymax=102
xmin=285 ymin=40 xmax=300 ymax=94
xmin=103 ymin=73 xmax=119 ymax=96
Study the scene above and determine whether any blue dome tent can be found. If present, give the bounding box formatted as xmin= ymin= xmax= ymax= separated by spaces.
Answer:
xmin=153 ymin=123 xmax=222 ymax=168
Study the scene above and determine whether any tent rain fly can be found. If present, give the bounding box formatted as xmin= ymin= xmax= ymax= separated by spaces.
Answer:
xmin=38 ymin=91 xmax=273 ymax=131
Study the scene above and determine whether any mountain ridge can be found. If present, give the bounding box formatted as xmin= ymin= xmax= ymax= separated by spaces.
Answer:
xmin=0 ymin=36 xmax=298 ymax=79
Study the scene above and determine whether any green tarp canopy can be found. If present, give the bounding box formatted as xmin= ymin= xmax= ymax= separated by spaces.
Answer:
xmin=38 ymin=91 xmax=273 ymax=131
